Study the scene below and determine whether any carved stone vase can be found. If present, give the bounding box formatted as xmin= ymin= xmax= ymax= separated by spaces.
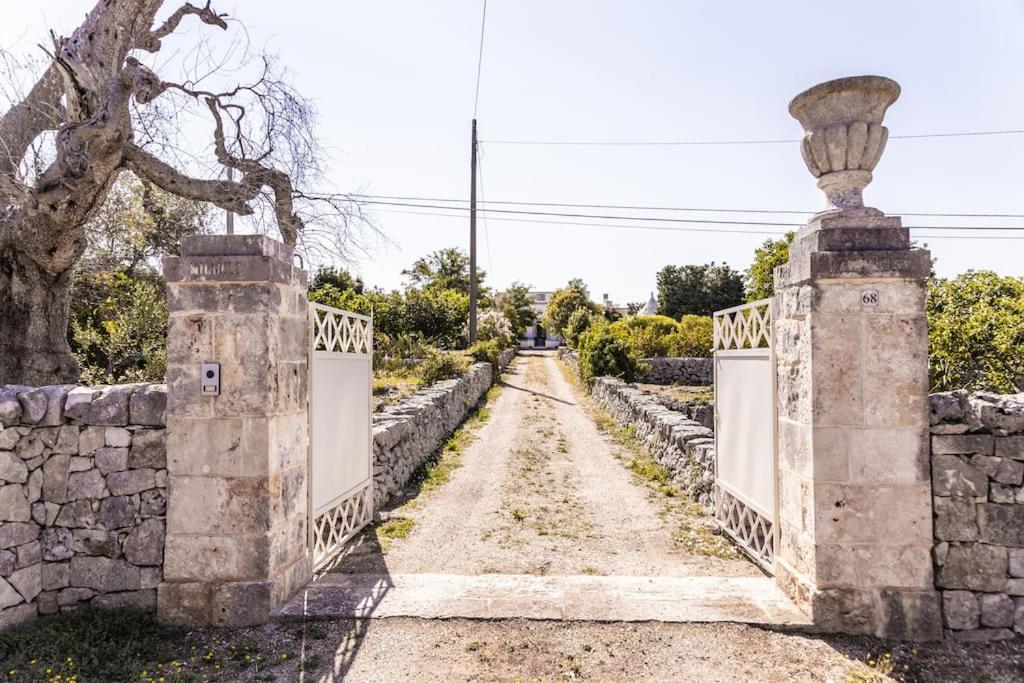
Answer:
xmin=789 ymin=76 xmax=900 ymax=213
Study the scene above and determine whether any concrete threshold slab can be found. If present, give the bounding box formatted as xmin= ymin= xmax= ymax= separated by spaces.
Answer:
xmin=275 ymin=573 xmax=811 ymax=627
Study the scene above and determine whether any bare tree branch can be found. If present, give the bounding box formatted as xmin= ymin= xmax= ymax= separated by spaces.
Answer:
xmin=122 ymin=143 xmax=255 ymax=216
xmin=138 ymin=2 xmax=229 ymax=52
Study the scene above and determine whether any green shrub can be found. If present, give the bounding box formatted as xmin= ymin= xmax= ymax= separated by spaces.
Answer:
xmin=417 ymin=349 xmax=470 ymax=387
xmin=563 ymin=308 xmax=599 ymax=349
xmin=577 ymin=323 xmax=644 ymax=382
xmin=467 ymin=339 xmax=502 ymax=367
xmin=475 ymin=310 xmax=514 ymax=348
xmin=669 ymin=315 xmax=714 ymax=358
xmin=928 ymin=271 xmax=1024 ymax=392
xmin=611 ymin=315 xmax=680 ymax=357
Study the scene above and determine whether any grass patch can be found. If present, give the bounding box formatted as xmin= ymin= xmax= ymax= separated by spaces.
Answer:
xmin=376 ymin=515 xmax=415 ymax=552
xmin=0 ymin=607 xmax=302 ymax=682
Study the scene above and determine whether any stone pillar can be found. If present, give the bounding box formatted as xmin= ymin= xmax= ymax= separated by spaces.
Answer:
xmin=773 ymin=76 xmax=941 ymax=639
xmin=158 ymin=235 xmax=310 ymax=626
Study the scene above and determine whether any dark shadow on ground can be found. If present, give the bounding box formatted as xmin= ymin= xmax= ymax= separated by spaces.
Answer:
xmin=499 ymin=378 xmax=576 ymax=406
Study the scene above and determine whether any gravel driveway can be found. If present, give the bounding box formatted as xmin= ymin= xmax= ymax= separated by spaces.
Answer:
xmin=335 ymin=350 xmax=755 ymax=577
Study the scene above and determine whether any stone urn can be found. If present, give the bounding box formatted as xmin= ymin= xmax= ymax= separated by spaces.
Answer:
xmin=789 ymin=75 xmax=900 ymax=212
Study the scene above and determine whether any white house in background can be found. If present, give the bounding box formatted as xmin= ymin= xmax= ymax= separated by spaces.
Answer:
xmin=520 ymin=289 xmax=645 ymax=349
xmin=520 ymin=290 xmax=562 ymax=349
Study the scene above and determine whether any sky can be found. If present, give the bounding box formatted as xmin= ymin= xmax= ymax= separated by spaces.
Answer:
xmin=3 ymin=1 xmax=1023 ymax=304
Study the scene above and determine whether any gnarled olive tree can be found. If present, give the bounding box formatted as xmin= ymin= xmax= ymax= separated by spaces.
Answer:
xmin=0 ymin=1 xmax=355 ymax=385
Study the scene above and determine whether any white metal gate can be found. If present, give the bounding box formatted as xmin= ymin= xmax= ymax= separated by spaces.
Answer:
xmin=308 ymin=303 xmax=374 ymax=572
xmin=712 ymin=298 xmax=778 ymax=572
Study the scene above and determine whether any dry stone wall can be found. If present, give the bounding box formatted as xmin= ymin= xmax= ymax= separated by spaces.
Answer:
xmin=371 ymin=362 xmax=495 ymax=508
xmin=590 ymin=378 xmax=716 ymax=508
xmin=0 ymin=383 xmax=167 ymax=628
xmin=636 ymin=357 xmax=713 ymax=386
xmin=930 ymin=391 xmax=1024 ymax=640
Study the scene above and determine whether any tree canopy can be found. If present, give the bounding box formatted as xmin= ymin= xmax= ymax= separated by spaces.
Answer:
xmin=656 ymin=263 xmax=745 ymax=318
xmin=745 ymin=232 xmax=794 ymax=301
xmin=543 ymin=279 xmax=600 ymax=339
xmin=927 ymin=270 xmax=1024 ymax=393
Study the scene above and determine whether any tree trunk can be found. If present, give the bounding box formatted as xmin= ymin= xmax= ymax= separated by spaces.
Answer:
xmin=0 ymin=244 xmax=79 ymax=385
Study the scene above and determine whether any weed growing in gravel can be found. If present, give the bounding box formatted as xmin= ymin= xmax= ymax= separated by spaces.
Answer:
xmin=0 ymin=607 xmax=308 ymax=681
xmin=377 ymin=516 xmax=416 ymax=551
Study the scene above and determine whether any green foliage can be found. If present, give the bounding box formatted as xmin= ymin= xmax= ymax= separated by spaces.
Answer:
xmin=670 ymin=315 xmax=714 ymax=358
xmin=71 ymin=273 xmax=168 ymax=384
xmin=610 ymin=315 xmax=679 ymax=357
xmin=308 ymin=284 xmax=371 ymax=315
xmin=577 ymin=322 xmax=644 ymax=382
xmin=493 ymin=281 xmax=536 ymax=339
xmin=0 ymin=607 xmax=185 ymax=681
xmin=69 ymin=174 xmax=209 ymax=383
xmin=467 ymin=339 xmax=502 ymax=367
xmin=927 ymin=270 xmax=1024 ymax=392
xmin=475 ymin=309 xmax=514 ymax=348
xmin=745 ymin=232 xmax=794 ymax=301
xmin=310 ymin=266 xmax=363 ymax=294
xmin=417 ymin=349 xmax=470 ymax=387
xmin=401 ymin=247 xmax=488 ymax=300
xmin=656 ymin=262 xmax=744 ymax=318
xmin=563 ymin=308 xmax=600 ymax=350
xmin=543 ymin=278 xmax=600 ymax=339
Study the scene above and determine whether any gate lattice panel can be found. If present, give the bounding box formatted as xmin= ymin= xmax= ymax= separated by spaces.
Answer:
xmin=713 ymin=298 xmax=778 ymax=572
xmin=308 ymin=303 xmax=374 ymax=572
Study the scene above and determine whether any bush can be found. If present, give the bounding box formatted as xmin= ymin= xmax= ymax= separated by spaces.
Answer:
xmin=611 ymin=315 xmax=679 ymax=357
xmin=669 ymin=315 xmax=714 ymax=358
xmin=70 ymin=272 xmax=168 ymax=384
xmin=474 ymin=309 xmax=514 ymax=349
xmin=563 ymin=308 xmax=599 ymax=349
xmin=417 ymin=349 xmax=470 ymax=387
xmin=928 ymin=271 xmax=1024 ymax=392
xmin=467 ymin=339 xmax=502 ymax=367
xmin=543 ymin=279 xmax=600 ymax=338
xmin=577 ymin=322 xmax=644 ymax=382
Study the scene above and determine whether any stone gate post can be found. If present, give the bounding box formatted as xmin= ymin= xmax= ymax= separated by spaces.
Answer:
xmin=158 ymin=235 xmax=311 ymax=626
xmin=773 ymin=76 xmax=941 ymax=639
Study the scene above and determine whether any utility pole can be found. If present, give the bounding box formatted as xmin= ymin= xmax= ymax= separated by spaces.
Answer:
xmin=225 ymin=166 xmax=235 ymax=235
xmin=468 ymin=118 xmax=478 ymax=344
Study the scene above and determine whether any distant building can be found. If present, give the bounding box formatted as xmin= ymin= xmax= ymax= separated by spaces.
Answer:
xmin=520 ymin=291 xmax=562 ymax=349
xmin=643 ymin=292 xmax=658 ymax=315
xmin=601 ymin=293 xmax=631 ymax=318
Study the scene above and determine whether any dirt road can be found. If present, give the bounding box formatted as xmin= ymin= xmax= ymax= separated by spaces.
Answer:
xmin=336 ymin=350 xmax=755 ymax=577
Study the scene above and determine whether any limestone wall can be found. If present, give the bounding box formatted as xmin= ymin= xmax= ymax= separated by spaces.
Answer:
xmin=0 ymin=383 xmax=167 ymax=628
xmin=590 ymin=378 xmax=716 ymax=509
xmin=636 ymin=357 xmax=713 ymax=386
xmin=929 ymin=391 xmax=1024 ymax=640
xmin=371 ymin=362 xmax=495 ymax=507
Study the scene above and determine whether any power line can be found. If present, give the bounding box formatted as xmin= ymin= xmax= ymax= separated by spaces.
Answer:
xmin=472 ymin=0 xmax=488 ymax=118
xmin=351 ymin=193 xmax=1024 ymax=220
xmin=480 ymin=128 xmax=1024 ymax=147
xmin=356 ymin=199 xmax=1024 ymax=231
xmin=370 ymin=207 xmax=1024 ymax=240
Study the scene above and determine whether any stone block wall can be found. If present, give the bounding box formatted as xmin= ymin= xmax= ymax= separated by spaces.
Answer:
xmin=372 ymin=362 xmax=495 ymax=507
xmin=0 ymin=383 xmax=167 ymax=628
xmin=636 ymin=357 xmax=713 ymax=386
xmin=930 ymin=391 xmax=1024 ymax=640
xmin=590 ymin=378 xmax=717 ymax=508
